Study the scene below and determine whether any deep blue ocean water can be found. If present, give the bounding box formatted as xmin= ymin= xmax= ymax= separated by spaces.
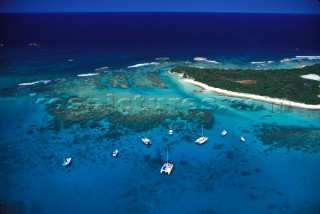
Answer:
xmin=0 ymin=13 xmax=320 ymax=214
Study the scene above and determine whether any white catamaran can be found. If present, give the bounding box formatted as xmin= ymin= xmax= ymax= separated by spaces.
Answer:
xmin=195 ymin=125 xmax=208 ymax=144
xmin=160 ymin=147 xmax=173 ymax=175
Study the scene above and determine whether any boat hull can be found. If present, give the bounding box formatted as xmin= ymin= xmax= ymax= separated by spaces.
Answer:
xmin=160 ymin=163 xmax=173 ymax=175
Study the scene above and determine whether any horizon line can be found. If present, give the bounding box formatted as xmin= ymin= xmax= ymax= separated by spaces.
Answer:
xmin=0 ymin=11 xmax=319 ymax=15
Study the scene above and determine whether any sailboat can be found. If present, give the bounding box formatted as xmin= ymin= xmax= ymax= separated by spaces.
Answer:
xmin=169 ymin=124 xmax=173 ymax=135
xmin=195 ymin=125 xmax=208 ymax=144
xmin=160 ymin=147 xmax=173 ymax=175
xmin=240 ymin=136 xmax=246 ymax=142
xmin=62 ymin=157 xmax=72 ymax=166
xmin=221 ymin=130 xmax=227 ymax=136
xmin=240 ymin=132 xmax=246 ymax=142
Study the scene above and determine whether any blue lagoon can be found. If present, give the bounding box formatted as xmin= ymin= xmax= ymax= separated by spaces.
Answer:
xmin=0 ymin=13 xmax=320 ymax=214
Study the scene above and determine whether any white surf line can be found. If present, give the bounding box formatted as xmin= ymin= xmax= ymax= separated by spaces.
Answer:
xmin=18 ymin=80 xmax=51 ymax=86
xmin=205 ymin=59 xmax=220 ymax=64
xmin=77 ymin=73 xmax=99 ymax=77
xmin=251 ymin=61 xmax=266 ymax=64
xmin=127 ymin=62 xmax=159 ymax=68
xmin=296 ymin=56 xmax=320 ymax=60
xmin=193 ymin=57 xmax=220 ymax=64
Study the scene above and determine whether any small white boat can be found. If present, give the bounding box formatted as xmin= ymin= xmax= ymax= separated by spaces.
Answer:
xmin=221 ymin=130 xmax=227 ymax=136
xmin=169 ymin=125 xmax=173 ymax=135
xmin=240 ymin=136 xmax=246 ymax=142
xmin=112 ymin=150 xmax=118 ymax=157
xmin=62 ymin=157 xmax=71 ymax=166
xmin=161 ymin=163 xmax=174 ymax=175
xmin=195 ymin=136 xmax=208 ymax=144
xmin=160 ymin=147 xmax=173 ymax=175
xmin=142 ymin=138 xmax=152 ymax=145
xmin=195 ymin=125 xmax=208 ymax=144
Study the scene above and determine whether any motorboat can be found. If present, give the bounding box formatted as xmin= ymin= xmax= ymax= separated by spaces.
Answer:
xmin=112 ymin=150 xmax=118 ymax=157
xmin=142 ymin=138 xmax=151 ymax=145
xmin=221 ymin=130 xmax=227 ymax=136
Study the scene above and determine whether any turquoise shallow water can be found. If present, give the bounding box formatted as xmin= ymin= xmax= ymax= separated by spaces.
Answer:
xmin=0 ymin=44 xmax=320 ymax=213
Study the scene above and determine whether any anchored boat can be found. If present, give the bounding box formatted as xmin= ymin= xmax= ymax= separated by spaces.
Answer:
xmin=160 ymin=147 xmax=173 ymax=175
xmin=62 ymin=157 xmax=72 ymax=166
xmin=169 ymin=125 xmax=173 ymax=135
xmin=240 ymin=136 xmax=246 ymax=142
xmin=142 ymin=138 xmax=152 ymax=145
xmin=112 ymin=150 xmax=118 ymax=157
xmin=195 ymin=125 xmax=208 ymax=144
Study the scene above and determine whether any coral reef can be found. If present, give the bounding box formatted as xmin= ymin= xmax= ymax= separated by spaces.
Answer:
xmin=258 ymin=123 xmax=320 ymax=152
xmin=46 ymin=95 xmax=214 ymax=134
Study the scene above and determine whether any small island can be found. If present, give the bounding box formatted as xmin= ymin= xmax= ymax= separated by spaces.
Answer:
xmin=170 ymin=64 xmax=320 ymax=108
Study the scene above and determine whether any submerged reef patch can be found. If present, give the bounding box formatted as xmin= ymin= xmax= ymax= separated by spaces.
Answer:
xmin=46 ymin=95 xmax=214 ymax=133
xmin=46 ymin=96 xmax=114 ymax=129
xmin=258 ymin=124 xmax=320 ymax=152
xmin=111 ymin=73 xmax=130 ymax=89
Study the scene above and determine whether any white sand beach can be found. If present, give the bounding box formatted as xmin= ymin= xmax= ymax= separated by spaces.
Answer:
xmin=183 ymin=78 xmax=320 ymax=110
xmin=169 ymin=69 xmax=320 ymax=110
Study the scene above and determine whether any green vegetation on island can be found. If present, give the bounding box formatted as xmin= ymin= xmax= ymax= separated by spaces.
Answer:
xmin=171 ymin=64 xmax=320 ymax=105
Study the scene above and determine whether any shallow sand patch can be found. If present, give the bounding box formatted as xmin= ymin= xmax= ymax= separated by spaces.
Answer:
xmin=300 ymin=74 xmax=320 ymax=81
